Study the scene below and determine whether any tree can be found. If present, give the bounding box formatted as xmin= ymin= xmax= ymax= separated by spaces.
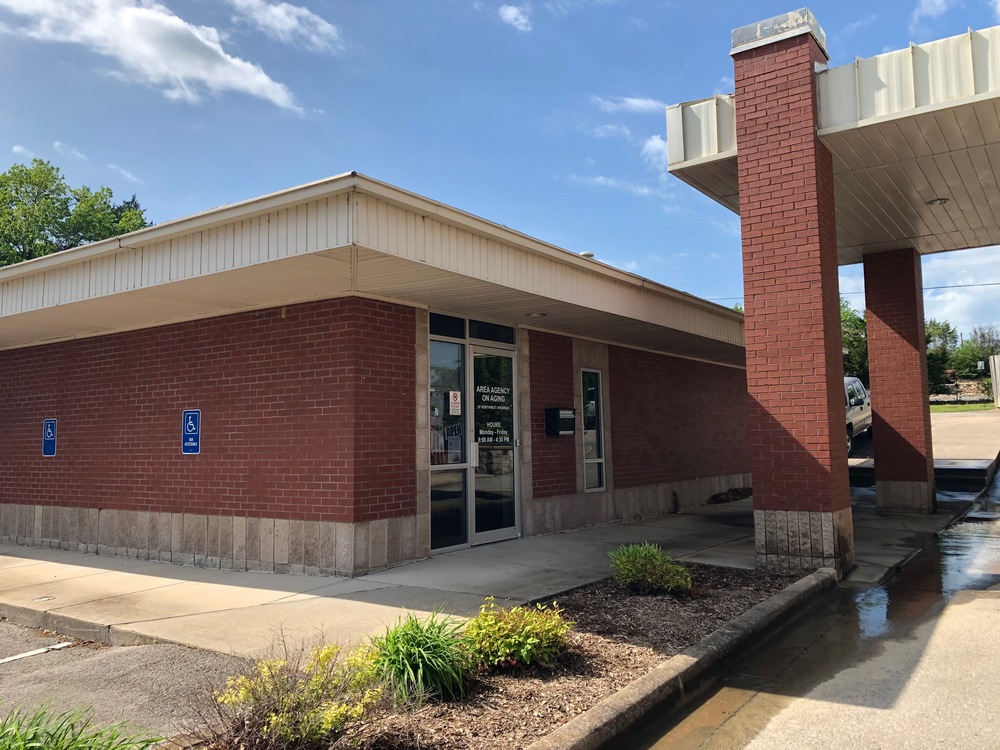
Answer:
xmin=951 ymin=340 xmax=987 ymax=378
xmin=968 ymin=323 xmax=1000 ymax=357
xmin=0 ymin=159 xmax=148 ymax=266
xmin=841 ymin=297 xmax=868 ymax=385
xmin=926 ymin=319 xmax=958 ymax=354
xmin=925 ymin=318 xmax=958 ymax=394
xmin=949 ymin=324 xmax=1000 ymax=379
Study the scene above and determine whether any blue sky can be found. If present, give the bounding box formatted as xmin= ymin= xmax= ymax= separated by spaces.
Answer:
xmin=2 ymin=0 xmax=999 ymax=337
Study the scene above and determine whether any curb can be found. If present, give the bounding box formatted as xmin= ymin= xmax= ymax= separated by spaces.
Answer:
xmin=0 ymin=602 xmax=173 ymax=649
xmin=527 ymin=567 xmax=840 ymax=750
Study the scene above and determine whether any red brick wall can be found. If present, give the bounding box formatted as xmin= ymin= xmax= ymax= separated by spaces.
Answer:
xmin=0 ymin=297 xmax=416 ymax=523
xmin=864 ymin=249 xmax=935 ymax=483
xmin=609 ymin=348 xmax=750 ymax=487
xmin=734 ymin=34 xmax=850 ymax=513
xmin=528 ymin=331 xmax=577 ymax=498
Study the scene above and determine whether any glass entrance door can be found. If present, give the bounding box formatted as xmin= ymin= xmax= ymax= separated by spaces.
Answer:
xmin=471 ymin=349 xmax=518 ymax=543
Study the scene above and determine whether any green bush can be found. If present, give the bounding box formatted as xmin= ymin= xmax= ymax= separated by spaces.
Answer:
xmin=371 ymin=612 xmax=469 ymax=706
xmin=609 ymin=542 xmax=693 ymax=595
xmin=0 ymin=706 xmax=159 ymax=750
xmin=463 ymin=597 xmax=574 ymax=671
xmin=982 ymin=377 xmax=994 ymax=399
xmin=210 ymin=642 xmax=380 ymax=750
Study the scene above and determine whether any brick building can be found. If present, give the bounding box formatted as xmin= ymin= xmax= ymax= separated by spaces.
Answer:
xmin=0 ymin=174 xmax=749 ymax=575
xmin=6 ymin=10 xmax=994 ymax=579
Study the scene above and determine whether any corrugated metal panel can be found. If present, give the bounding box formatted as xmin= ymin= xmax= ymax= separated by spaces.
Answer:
xmin=666 ymin=95 xmax=736 ymax=167
xmin=819 ymin=26 xmax=1000 ymax=133
xmin=352 ymin=194 xmax=742 ymax=346
xmin=0 ymin=195 xmax=352 ymax=319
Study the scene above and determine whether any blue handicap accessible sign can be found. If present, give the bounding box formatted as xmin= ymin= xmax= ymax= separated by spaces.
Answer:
xmin=182 ymin=409 xmax=201 ymax=454
xmin=42 ymin=418 xmax=57 ymax=457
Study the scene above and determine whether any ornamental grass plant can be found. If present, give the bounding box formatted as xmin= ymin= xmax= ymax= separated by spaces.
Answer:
xmin=370 ymin=612 xmax=469 ymax=706
xmin=608 ymin=542 xmax=693 ymax=595
xmin=0 ymin=706 xmax=160 ymax=750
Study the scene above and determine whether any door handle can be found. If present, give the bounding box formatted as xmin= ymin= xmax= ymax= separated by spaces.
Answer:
xmin=470 ymin=442 xmax=479 ymax=468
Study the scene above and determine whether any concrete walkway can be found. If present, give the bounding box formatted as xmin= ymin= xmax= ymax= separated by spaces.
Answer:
xmin=2 ymin=410 xmax=995 ymax=659
xmin=0 ymin=492 xmax=972 ymax=657
xmin=850 ymin=408 xmax=1000 ymax=487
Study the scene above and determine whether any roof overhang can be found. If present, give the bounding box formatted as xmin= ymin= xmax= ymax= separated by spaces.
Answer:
xmin=0 ymin=173 xmax=746 ymax=368
xmin=667 ymin=24 xmax=1000 ymax=264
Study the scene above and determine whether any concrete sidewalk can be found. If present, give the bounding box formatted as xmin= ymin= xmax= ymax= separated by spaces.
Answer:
xmin=850 ymin=409 xmax=1000 ymax=490
xmin=0 ymin=492 xmax=973 ymax=657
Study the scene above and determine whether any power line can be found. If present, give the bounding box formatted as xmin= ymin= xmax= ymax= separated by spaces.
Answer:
xmin=924 ymin=281 xmax=1000 ymax=290
xmin=842 ymin=280 xmax=1000 ymax=295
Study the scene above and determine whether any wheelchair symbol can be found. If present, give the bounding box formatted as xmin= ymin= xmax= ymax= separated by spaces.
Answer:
xmin=45 ymin=424 xmax=55 ymax=439
xmin=186 ymin=414 xmax=198 ymax=433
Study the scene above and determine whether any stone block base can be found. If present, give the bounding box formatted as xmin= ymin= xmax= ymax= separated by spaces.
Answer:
xmin=524 ymin=473 xmax=752 ymax=537
xmin=876 ymin=480 xmax=936 ymax=513
xmin=754 ymin=506 xmax=854 ymax=578
xmin=0 ymin=504 xmax=422 ymax=577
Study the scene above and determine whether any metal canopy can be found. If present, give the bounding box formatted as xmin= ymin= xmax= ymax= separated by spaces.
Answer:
xmin=667 ymin=25 xmax=1000 ymax=265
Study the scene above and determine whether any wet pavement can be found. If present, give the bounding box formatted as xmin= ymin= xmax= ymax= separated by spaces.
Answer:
xmin=635 ymin=481 xmax=1000 ymax=749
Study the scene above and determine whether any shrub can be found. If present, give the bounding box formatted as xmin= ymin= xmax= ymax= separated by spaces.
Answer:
xmin=209 ymin=642 xmax=380 ymax=750
xmin=463 ymin=597 xmax=574 ymax=671
xmin=0 ymin=706 xmax=160 ymax=750
xmin=609 ymin=542 xmax=693 ymax=595
xmin=370 ymin=612 xmax=469 ymax=706
xmin=982 ymin=377 xmax=994 ymax=399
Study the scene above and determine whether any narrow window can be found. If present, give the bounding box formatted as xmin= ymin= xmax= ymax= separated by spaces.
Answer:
xmin=582 ymin=369 xmax=605 ymax=491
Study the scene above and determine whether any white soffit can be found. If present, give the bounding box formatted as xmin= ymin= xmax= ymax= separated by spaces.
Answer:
xmin=666 ymin=24 xmax=1000 ymax=264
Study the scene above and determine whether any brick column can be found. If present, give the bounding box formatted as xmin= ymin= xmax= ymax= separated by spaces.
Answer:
xmin=864 ymin=249 xmax=936 ymax=512
xmin=732 ymin=11 xmax=853 ymax=576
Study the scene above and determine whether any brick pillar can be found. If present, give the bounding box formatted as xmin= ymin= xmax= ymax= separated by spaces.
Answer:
xmin=732 ymin=10 xmax=853 ymax=576
xmin=864 ymin=249 xmax=936 ymax=512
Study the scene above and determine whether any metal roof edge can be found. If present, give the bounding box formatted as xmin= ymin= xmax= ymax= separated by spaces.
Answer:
xmin=0 ymin=171 xmax=742 ymax=323
xmin=349 ymin=175 xmax=744 ymax=322
xmin=0 ymin=172 xmax=364 ymax=283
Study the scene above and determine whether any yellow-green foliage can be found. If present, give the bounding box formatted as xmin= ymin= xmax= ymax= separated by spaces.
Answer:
xmin=215 ymin=643 xmax=380 ymax=749
xmin=463 ymin=597 xmax=574 ymax=671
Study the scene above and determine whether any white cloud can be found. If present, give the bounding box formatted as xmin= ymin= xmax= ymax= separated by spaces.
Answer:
xmin=839 ymin=14 xmax=877 ymax=38
xmin=499 ymin=5 xmax=532 ymax=32
xmin=544 ymin=0 xmax=618 ymax=14
xmin=592 ymin=124 xmax=630 ymax=139
xmin=909 ymin=0 xmax=956 ymax=30
xmin=922 ymin=246 xmax=1000 ymax=335
xmin=11 ymin=145 xmax=34 ymax=158
xmin=107 ymin=163 xmax=142 ymax=183
xmin=839 ymin=246 xmax=1000 ymax=336
xmin=53 ymin=140 xmax=88 ymax=161
xmin=225 ymin=0 xmax=344 ymax=53
xmin=640 ymin=134 xmax=667 ymax=171
xmin=567 ymin=174 xmax=653 ymax=197
xmin=714 ymin=75 xmax=734 ymax=95
xmin=710 ymin=217 xmax=741 ymax=238
xmin=590 ymin=95 xmax=666 ymax=114
xmin=0 ymin=0 xmax=300 ymax=111
xmin=991 ymin=0 xmax=1000 ymax=21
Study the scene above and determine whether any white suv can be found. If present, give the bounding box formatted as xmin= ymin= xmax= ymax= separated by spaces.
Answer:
xmin=845 ymin=376 xmax=872 ymax=456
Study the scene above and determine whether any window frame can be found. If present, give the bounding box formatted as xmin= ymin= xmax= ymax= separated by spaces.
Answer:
xmin=581 ymin=367 xmax=605 ymax=492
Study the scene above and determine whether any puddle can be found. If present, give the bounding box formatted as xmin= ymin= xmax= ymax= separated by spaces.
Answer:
xmin=633 ymin=479 xmax=1000 ymax=749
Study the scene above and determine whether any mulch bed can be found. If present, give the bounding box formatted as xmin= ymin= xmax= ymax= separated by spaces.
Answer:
xmin=338 ymin=564 xmax=795 ymax=750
